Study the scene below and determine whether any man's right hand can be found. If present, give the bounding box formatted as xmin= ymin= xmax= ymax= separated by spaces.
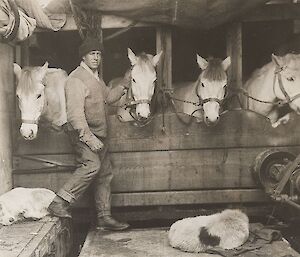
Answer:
xmin=86 ymin=136 xmax=104 ymax=152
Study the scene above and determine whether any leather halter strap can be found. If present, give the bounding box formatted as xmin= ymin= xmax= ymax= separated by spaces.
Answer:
xmin=21 ymin=119 xmax=39 ymax=125
xmin=123 ymin=68 xmax=152 ymax=108
xmin=195 ymin=77 xmax=227 ymax=106
xmin=274 ymin=65 xmax=300 ymax=104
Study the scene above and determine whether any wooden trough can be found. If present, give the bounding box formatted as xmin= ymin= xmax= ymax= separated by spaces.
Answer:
xmin=0 ymin=217 xmax=72 ymax=257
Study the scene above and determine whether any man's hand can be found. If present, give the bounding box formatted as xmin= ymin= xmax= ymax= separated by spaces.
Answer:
xmin=86 ymin=136 xmax=104 ymax=152
xmin=121 ymin=70 xmax=131 ymax=89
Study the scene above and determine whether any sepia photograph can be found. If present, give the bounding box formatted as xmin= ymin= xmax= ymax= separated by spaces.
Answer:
xmin=0 ymin=0 xmax=300 ymax=256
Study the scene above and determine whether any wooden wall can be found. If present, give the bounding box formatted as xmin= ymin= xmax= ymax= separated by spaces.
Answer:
xmin=13 ymin=111 xmax=300 ymax=208
xmin=0 ymin=43 xmax=14 ymax=195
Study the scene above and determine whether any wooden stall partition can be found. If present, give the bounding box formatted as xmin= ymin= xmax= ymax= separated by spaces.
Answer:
xmin=156 ymin=27 xmax=172 ymax=91
xmin=0 ymin=42 xmax=14 ymax=195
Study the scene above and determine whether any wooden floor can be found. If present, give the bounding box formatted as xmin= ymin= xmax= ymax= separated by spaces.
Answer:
xmin=0 ymin=217 xmax=72 ymax=257
xmin=79 ymin=227 xmax=300 ymax=257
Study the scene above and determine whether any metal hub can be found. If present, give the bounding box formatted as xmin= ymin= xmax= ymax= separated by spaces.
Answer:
xmin=252 ymin=149 xmax=296 ymax=193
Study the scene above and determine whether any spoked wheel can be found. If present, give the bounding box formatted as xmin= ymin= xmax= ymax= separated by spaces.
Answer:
xmin=252 ymin=149 xmax=296 ymax=193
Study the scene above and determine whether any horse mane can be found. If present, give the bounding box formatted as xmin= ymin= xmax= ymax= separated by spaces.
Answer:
xmin=202 ymin=58 xmax=227 ymax=81
xmin=135 ymin=52 xmax=156 ymax=71
xmin=18 ymin=67 xmax=38 ymax=95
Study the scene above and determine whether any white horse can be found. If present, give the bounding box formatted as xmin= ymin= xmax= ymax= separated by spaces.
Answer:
xmin=14 ymin=62 xmax=67 ymax=140
xmin=108 ymin=48 xmax=162 ymax=123
xmin=242 ymin=53 xmax=300 ymax=128
xmin=172 ymin=55 xmax=231 ymax=126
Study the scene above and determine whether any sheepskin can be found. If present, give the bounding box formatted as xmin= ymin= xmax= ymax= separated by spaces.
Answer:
xmin=168 ymin=209 xmax=249 ymax=253
xmin=0 ymin=187 xmax=56 ymax=225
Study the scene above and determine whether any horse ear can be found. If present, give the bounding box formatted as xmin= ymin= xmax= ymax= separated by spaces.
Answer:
xmin=152 ymin=51 xmax=163 ymax=67
xmin=197 ymin=55 xmax=208 ymax=70
xmin=272 ymin=54 xmax=283 ymax=67
xmin=222 ymin=56 xmax=231 ymax=71
xmin=38 ymin=62 xmax=49 ymax=80
xmin=128 ymin=48 xmax=137 ymax=66
xmin=13 ymin=63 xmax=22 ymax=83
xmin=42 ymin=62 xmax=49 ymax=69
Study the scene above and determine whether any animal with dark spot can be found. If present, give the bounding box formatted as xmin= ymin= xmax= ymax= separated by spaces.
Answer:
xmin=168 ymin=209 xmax=249 ymax=253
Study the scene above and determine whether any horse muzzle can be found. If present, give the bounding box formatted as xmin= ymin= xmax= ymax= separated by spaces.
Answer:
xmin=136 ymin=103 xmax=151 ymax=119
xmin=20 ymin=123 xmax=38 ymax=140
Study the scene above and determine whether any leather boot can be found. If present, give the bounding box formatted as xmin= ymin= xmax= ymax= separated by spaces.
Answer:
xmin=97 ymin=215 xmax=129 ymax=231
xmin=48 ymin=198 xmax=72 ymax=219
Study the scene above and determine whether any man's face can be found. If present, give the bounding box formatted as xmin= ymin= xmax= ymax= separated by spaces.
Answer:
xmin=82 ymin=50 xmax=101 ymax=70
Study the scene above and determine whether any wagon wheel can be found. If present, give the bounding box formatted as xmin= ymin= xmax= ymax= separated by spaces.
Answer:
xmin=252 ymin=149 xmax=296 ymax=194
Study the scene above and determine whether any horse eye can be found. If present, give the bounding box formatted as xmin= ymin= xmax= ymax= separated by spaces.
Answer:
xmin=132 ymin=78 xmax=136 ymax=83
xmin=287 ymin=77 xmax=294 ymax=82
xmin=37 ymin=94 xmax=42 ymax=99
xmin=201 ymin=83 xmax=205 ymax=87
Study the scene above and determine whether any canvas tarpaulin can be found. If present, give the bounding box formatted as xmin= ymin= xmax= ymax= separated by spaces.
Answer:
xmin=65 ymin=0 xmax=269 ymax=29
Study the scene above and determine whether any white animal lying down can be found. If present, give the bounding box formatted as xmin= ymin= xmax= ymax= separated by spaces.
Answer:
xmin=168 ymin=209 xmax=249 ymax=253
xmin=0 ymin=187 xmax=56 ymax=225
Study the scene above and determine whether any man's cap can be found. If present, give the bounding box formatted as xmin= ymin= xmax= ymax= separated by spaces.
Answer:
xmin=79 ymin=37 xmax=103 ymax=58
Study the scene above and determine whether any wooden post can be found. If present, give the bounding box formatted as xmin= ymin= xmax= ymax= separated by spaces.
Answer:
xmin=20 ymin=39 xmax=30 ymax=67
xmin=156 ymin=27 xmax=172 ymax=91
xmin=226 ymin=22 xmax=242 ymax=90
xmin=0 ymin=42 xmax=14 ymax=195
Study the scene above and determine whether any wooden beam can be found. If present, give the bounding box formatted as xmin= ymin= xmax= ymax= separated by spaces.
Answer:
xmin=111 ymin=189 xmax=269 ymax=207
xmin=226 ymin=22 xmax=242 ymax=91
xmin=36 ymin=14 xmax=150 ymax=32
xmin=0 ymin=43 xmax=14 ymax=195
xmin=293 ymin=19 xmax=300 ymax=33
xmin=243 ymin=4 xmax=300 ymax=22
xmin=156 ymin=27 xmax=172 ymax=91
xmin=20 ymin=40 xmax=30 ymax=67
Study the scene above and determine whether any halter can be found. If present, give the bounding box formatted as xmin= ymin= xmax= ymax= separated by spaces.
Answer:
xmin=273 ymin=64 xmax=300 ymax=105
xmin=109 ymin=67 xmax=155 ymax=127
xmin=21 ymin=119 xmax=39 ymax=125
xmin=20 ymin=80 xmax=47 ymax=126
xmin=195 ymin=77 xmax=227 ymax=106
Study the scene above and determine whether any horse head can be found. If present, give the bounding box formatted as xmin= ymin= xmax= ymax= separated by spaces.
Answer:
xmin=127 ymin=48 xmax=162 ymax=120
xmin=14 ymin=62 xmax=48 ymax=140
xmin=272 ymin=53 xmax=300 ymax=114
xmin=197 ymin=55 xmax=231 ymax=126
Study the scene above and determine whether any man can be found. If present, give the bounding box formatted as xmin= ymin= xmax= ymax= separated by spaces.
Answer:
xmin=48 ymin=37 xmax=130 ymax=231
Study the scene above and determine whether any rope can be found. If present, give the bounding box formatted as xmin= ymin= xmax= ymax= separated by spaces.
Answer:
xmin=104 ymin=21 xmax=138 ymax=41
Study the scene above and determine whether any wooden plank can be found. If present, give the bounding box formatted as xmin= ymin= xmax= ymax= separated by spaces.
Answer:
xmin=12 ymin=146 xmax=300 ymax=193
xmin=111 ymin=189 xmax=269 ymax=207
xmin=36 ymin=14 xmax=150 ymax=32
xmin=293 ymin=19 xmax=300 ymax=33
xmin=14 ymin=111 xmax=300 ymax=154
xmin=243 ymin=3 xmax=300 ymax=22
xmin=79 ymin=228 xmax=220 ymax=257
xmin=0 ymin=217 xmax=72 ymax=257
xmin=79 ymin=228 xmax=300 ymax=257
xmin=0 ymin=42 xmax=14 ymax=195
xmin=226 ymin=22 xmax=242 ymax=91
xmin=156 ymin=27 xmax=172 ymax=91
